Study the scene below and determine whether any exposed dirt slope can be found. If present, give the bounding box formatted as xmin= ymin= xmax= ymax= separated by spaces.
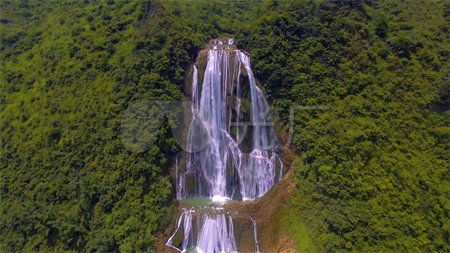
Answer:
xmin=225 ymin=168 xmax=297 ymax=253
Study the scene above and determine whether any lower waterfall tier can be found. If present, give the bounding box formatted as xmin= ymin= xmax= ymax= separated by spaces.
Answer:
xmin=166 ymin=205 xmax=259 ymax=253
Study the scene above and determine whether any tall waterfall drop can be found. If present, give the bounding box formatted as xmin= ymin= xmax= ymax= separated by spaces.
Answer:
xmin=167 ymin=38 xmax=284 ymax=253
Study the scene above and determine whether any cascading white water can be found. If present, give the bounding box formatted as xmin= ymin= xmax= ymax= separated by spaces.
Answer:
xmin=176 ymin=39 xmax=283 ymax=202
xmin=251 ymin=218 xmax=260 ymax=253
xmin=169 ymin=38 xmax=283 ymax=253
xmin=166 ymin=209 xmax=193 ymax=253
xmin=196 ymin=212 xmax=237 ymax=253
xmin=166 ymin=208 xmax=237 ymax=253
xmin=176 ymin=153 xmax=187 ymax=200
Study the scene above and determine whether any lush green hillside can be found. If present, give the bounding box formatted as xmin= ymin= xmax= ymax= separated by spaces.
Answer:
xmin=1 ymin=0 xmax=448 ymax=252
xmin=238 ymin=0 xmax=449 ymax=251
xmin=1 ymin=0 xmax=188 ymax=251
xmin=0 ymin=0 xmax=260 ymax=251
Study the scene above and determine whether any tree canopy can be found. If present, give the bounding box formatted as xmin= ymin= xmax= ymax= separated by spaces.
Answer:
xmin=1 ymin=0 xmax=448 ymax=252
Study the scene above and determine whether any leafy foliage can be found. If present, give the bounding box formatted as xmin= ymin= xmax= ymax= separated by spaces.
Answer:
xmin=0 ymin=0 xmax=261 ymax=251
xmin=0 ymin=0 xmax=191 ymax=251
xmin=238 ymin=0 xmax=449 ymax=251
xmin=1 ymin=0 xmax=448 ymax=252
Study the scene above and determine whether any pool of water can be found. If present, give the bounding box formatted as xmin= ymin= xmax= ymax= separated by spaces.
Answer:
xmin=179 ymin=197 xmax=214 ymax=206
xmin=179 ymin=197 xmax=239 ymax=207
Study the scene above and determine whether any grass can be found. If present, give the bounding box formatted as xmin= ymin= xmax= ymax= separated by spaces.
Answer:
xmin=272 ymin=193 xmax=317 ymax=252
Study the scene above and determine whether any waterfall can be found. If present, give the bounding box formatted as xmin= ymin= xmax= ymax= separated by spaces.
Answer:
xmin=196 ymin=212 xmax=237 ymax=253
xmin=165 ymin=208 xmax=237 ymax=253
xmin=180 ymin=39 xmax=283 ymax=202
xmin=168 ymin=38 xmax=284 ymax=253
xmin=251 ymin=218 xmax=260 ymax=253
xmin=176 ymin=153 xmax=187 ymax=200
xmin=166 ymin=209 xmax=194 ymax=252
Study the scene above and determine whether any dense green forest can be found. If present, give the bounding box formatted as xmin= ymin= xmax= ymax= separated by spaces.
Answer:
xmin=1 ymin=0 xmax=448 ymax=252
xmin=239 ymin=0 xmax=450 ymax=251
